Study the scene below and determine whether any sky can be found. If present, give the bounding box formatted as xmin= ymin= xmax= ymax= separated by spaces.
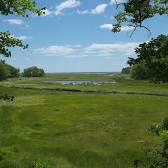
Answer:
xmin=1 ymin=0 xmax=168 ymax=72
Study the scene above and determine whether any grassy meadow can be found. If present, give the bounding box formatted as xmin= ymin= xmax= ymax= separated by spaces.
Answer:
xmin=0 ymin=73 xmax=168 ymax=167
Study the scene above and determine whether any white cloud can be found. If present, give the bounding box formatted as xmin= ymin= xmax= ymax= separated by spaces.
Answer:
xmin=54 ymin=0 xmax=80 ymax=16
xmin=100 ymin=24 xmax=113 ymax=30
xmin=17 ymin=36 xmax=32 ymax=40
xmin=12 ymin=35 xmax=32 ymax=40
xmin=4 ymin=19 xmax=23 ymax=25
xmin=35 ymin=45 xmax=76 ymax=56
xmin=35 ymin=42 xmax=140 ymax=58
xmin=76 ymin=3 xmax=108 ymax=15
xmin=85 ymin=43 xmax=139 ymax=56
xmin=100 ymin=24 xmax=134 ymax=32
xmin=110 ymin=0 xmax=128 ymax=5
xmin=91 ymin=4 xmax=108 ymax=15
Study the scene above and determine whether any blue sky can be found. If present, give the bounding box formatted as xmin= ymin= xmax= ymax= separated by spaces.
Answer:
xmin=1 ymin=0 xmax=168 ymax=72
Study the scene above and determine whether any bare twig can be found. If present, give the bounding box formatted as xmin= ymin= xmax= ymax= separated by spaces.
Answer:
xmin=130 ymin=25 xmax=137 ymax=37
xmin=113 ymin=0 xmax=153 ymax=37
xmin=129 ymin=24 xmax=152 ymax=37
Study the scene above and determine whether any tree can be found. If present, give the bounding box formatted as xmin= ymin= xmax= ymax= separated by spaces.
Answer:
xmin=128 ymin=35 xmax=168 ymax=82
xmin=0 ymin=60 xmax=20 ymax=78
xmin=6 ymin=63 xmax=20 ymax=78
xmin=22 ymin=66 xmax=45 ymax=77
xmin=112 ymin=0 xmax=168 ymax=36
xmin=130 ymin=63 xmax=149 ymax=80
xmin=0 ymin=0 xmax=44 ymax=58
xmin=0 ymin=1 xmax=44 ymax=101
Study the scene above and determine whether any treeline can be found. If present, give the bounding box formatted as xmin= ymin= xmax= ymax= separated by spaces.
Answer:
xmin=121 ymin=35 xmax=168 ymax=83
xmin=22 ymin=66 xmax=45 ymax=77
xmin=0 ymin=60 xmax=19 ymax=80
xmin=0 ymin=60 xmax=45 ymax=81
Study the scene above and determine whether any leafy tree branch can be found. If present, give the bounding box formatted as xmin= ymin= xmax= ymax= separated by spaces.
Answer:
xmin=0 ymin=0 xmax=44 ymax=101
xmin=0 ymin=31 xmax=28 ymax=57
xmin=112 ymin=0 xmax=168 ymax=36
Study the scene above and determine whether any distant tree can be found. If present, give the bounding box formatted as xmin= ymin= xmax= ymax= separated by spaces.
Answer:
xmin=22 ymin=66 xmax=45 ymax=77
xmin=5 ymin=63 xmax=20 ymax=78
xmin=128 ymin=35 xmax=168 ymax=82
xmin=112 ymin=0 xmax=168 ymax=36
xmin=0 ymin=60 xmax=20 ymax=78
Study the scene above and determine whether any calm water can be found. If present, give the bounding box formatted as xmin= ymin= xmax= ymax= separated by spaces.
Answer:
xmin=46 ymin=80 xmax=116 ymax=85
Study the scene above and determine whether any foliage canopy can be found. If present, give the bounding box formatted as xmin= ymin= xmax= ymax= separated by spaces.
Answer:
xmin=128 ymin=35 xmax=168 ymax=82
xmin=0 ymin=0 xmax=44 ymax=17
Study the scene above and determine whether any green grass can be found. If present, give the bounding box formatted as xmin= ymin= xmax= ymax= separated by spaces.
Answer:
xmin=0 ymin=74 xmax=168 ymax=167
xmin=1 ymin=73 xmax=168 ymax=94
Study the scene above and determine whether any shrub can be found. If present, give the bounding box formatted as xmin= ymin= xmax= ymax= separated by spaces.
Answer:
xmin=135 ymin=118 xmax=168 ymax=167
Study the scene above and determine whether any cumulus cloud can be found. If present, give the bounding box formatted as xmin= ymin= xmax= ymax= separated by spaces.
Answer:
xmin=100 ymin=24 xmax=134 ymax=32
xmin=91 ymin=4 xmax=108 ymax=15
xmin=35 ymin=45 xmax=77 ymax=56
xmin=4 ymin=19 xmax=23 ymax=25
xmin=85 ymin=43 xmax=138 ymax=56
xmin=110 ymin=0 xmax=128 ymax=5
xmin=54 ymin=0 xmax=80 ymax=15
xmin=77 ymin=3 xmax=108 ymax=15
xmin=35 ymin=42 xmax=140 ymax=58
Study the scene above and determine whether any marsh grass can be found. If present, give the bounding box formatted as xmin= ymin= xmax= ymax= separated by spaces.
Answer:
xmin=0 ymin=74 xmax=167 ymax=167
